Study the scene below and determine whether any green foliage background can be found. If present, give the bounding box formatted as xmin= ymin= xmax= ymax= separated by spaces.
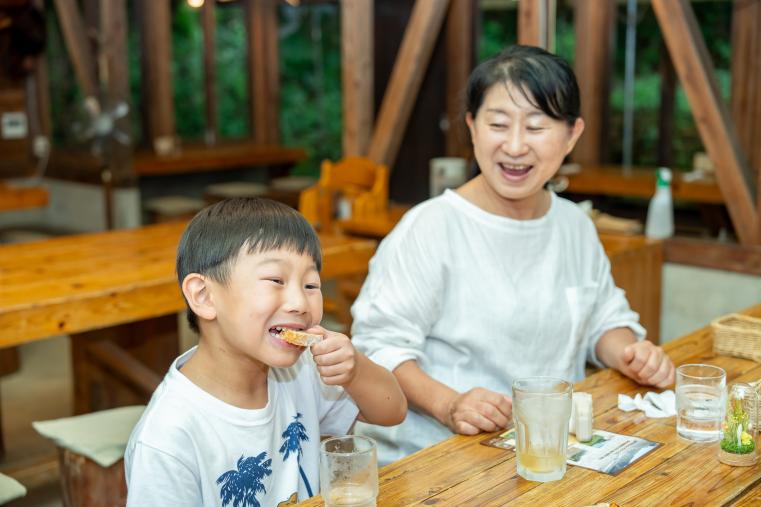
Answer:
xmin=46 ymin=1 xmax=732 ymax=178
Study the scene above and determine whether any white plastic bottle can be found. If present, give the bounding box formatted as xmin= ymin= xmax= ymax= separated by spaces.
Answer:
xmin=645 ymin=167 xmax=674 ymax=239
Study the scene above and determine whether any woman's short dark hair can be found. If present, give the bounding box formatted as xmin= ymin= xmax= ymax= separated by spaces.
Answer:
xmin=177 ymin=197 xmax=322 ymax=332
xmin=465 ymin=45 xmax=580 ymax=126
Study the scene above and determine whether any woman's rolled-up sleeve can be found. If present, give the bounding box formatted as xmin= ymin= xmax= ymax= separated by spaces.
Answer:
xmin=350 ymin=216 xmax=443 ymax=373
xmin=585 ymin=239 xmax=647 ymax=368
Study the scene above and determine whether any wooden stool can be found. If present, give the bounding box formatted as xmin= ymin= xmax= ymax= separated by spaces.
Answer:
xmin=144 ymin=196 xmax=205 ymax=223
xmin=33 ymin=406 xmax=144 ymax=507
xmin=0 ymin=473 xmax=26 ymax=504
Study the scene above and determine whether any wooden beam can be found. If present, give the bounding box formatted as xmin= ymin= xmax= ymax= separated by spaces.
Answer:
xmin=652 ymin=0 xmax=759 ymax=245
xmin=340 ymin=0 xmax=373 ymax=157
xmin=100 ymin=0 xmax=134 ymax=186
xmin=657 ymin=39 xmax=676 ymax=168
xmin=139 ymin=0 xmax=175 ymax=153
xmin=368 ymin=0 xmax=449 ymax=169
xmin=517 ymin=0 xmax=555 ymax=51
xmin=201 ymin=0 xmax=218 ymax=144
xmin=52 ymin=0 xmax=98 ymax=99
xmin=245 ymin=0 xmax=280 ymax=145
xmin=445 ymin=0 xmax=473 ymax=158
xmin=664 ymin=237 xmax=761 ymax=277
xmin=731 ymin=0 xmax=761 ymax=222
xmin=572 ymin=0 xmax=614 ymax=166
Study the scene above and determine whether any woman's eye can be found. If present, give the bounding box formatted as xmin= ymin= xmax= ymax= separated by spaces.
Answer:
xmin=527 ymin=126 xmax=545 ymax=132
xmin=305 ymin=283 xmax=321 ymax=290
xmin=490 ymin=123 xmax=507 ymax=129
xmin=266 ymin=278 xmax=284 ymax=285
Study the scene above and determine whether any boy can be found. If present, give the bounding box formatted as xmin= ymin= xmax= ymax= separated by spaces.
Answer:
xmin=125 ymin=198 xmax=406 ymax=505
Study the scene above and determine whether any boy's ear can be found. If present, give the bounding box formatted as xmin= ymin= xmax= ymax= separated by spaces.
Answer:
xmin=182 ymin=273 xmax=216 ymax=323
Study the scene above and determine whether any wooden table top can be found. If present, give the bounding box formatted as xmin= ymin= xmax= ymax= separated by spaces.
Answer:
xmin=299 ymin=303 xmax=761 ymax=506
xmin=562 ymin=164 xmax=724 ymax=204
xmin=0 ymin=221 xmax=376 ymax=349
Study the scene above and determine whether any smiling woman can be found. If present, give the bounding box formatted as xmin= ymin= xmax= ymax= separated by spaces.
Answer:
xmin=350 ymin=45 xmax=675 ymax=466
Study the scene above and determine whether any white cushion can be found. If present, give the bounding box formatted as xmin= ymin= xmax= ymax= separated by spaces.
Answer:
xmin=0 ymin=474 xmax=26 ymax=504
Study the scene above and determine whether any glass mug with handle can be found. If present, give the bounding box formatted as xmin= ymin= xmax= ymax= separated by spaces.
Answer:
xmin=512 ymin=377 xmax=573 ymax=482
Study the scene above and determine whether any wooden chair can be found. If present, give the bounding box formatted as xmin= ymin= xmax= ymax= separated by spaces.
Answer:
xmin=299 ymin=157 xmax=387 ymax=329
xmin=299 ymin=156 xmax=389 ymax=233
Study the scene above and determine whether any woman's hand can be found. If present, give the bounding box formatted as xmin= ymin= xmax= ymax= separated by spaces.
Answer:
xmin=310 ymin=326 xmax=358 ymax=387
xmin=619 ymin=340 xmax=675 ymax=388
xmin=437 ymin=387 xmax=512 ymax=435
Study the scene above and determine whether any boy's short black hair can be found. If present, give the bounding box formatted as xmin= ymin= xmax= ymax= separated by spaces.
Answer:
xmin=465 ymin=44 xmax=580 ymax=126
xmin=177 ymin=198 xmax=322 ymax=333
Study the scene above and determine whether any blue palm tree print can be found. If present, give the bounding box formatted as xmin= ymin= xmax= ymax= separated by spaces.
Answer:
xmin=279 ymin=412 xmax=313 ymax=496
xmin=217 ymin=452 xmax=272 ymax=507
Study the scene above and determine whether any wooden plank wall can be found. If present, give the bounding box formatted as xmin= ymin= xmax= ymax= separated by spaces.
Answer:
xmin=341 ymin=0 xmax=373 ymax=157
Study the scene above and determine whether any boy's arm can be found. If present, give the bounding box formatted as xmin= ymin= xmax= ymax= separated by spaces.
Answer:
xmin=343 ymin=352 xmax=407 ymax=426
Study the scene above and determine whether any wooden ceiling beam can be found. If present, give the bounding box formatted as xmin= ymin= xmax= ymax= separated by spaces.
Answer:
xmin=368 ymin=0 xmax=449 ymax=169
xmin=52 ymin=0 xmax=98 ymax=99
xmin=653 ymin=0 xmax=759 ymax=245
xmin=340 ymin=0 xmax=373 ymax=157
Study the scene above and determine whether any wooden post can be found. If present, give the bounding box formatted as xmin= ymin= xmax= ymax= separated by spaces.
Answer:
xmin=52 ymin=0 xmax=98 ymax=99
xmin=341 ymin=0 xmax=373 ymax=157
xmin=517 ymin=0 xmax=555 ymax=51
xmin=201 ymin=0 xmax=218 ymax=145
xmin=445 ymin=0 xmax=473 ymax=158
xmin=657 ymin=39 xmax=676 ymax=168
xmin=572 ymin=0 xmax=614 ymax=166
xmin=653 ymin=0 xmax=759 ymax=245
xmin=368 ymin=0 xmax=450 ymax=169
xmin=139 ymin=0 xmax=176 ymax=154
xmin=731 ymin=0 xmax=761 ymax=221
xmin=100 ymin=0 xmax=134 ymax=187
xmin=245 ymin=0 xmax=280 ymax=145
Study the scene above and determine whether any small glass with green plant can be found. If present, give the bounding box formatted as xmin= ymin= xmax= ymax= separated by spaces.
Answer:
xmin=718 ymin=383 xmax=758 ymax=466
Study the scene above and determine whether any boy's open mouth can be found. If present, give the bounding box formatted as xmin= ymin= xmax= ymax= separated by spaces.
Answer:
xmin=269 ymin=326 xmax=304 ymax=338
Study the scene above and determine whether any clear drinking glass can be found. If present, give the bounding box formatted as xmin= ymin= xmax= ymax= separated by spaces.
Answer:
xmin=512 ymin=377 xmax=573 ymax=482
xmin=320 ymin=435 xmax=378 ymax=507
xmin=676 ymin=364 xmax=727 ymax=442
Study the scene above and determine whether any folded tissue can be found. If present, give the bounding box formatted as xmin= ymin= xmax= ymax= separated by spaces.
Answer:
xmin=618 ymin=390 xmax=676 ymax=418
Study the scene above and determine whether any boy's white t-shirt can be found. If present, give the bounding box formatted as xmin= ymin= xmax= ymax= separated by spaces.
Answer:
xmin=124 ymin=346 xmax=359 ymax=506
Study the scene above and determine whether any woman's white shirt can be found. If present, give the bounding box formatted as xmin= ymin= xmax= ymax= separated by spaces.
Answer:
xmin=351 ymin=189 xmax=644 ymax=464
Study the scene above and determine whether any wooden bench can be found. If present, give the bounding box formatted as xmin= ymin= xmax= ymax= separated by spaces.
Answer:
xmin=133 ymin=142 xmax=307 ymax=176
xmin=561 ymin=164 xmax=723 ymax=204
xmin=0 ymin=183 xmax=48 ymax=212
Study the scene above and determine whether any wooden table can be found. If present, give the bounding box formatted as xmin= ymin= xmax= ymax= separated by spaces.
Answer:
xmin=0 ymin=221 xmax=377 ymax=349
xmin=562 ymin=165 xmax=723 ymax=204
xmin=300 ymin=303 xmax=761 ymax=506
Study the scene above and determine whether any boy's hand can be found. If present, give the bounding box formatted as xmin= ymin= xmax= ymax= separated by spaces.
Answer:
xmin=308 ymin=326 xmax=358 ymax=387
xmin=620 ymin=340 xmax=675 ymax=388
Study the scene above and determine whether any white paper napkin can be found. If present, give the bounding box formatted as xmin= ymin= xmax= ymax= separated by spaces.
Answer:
xmin=618 ymin=390 xmax=676 ymax=418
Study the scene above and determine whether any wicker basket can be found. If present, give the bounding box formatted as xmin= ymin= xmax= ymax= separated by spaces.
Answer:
xmin=711 ymin=313 xmax=761 ymax=362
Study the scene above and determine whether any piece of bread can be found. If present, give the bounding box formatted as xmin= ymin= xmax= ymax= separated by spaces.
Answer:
xmin=279 ymin=328 xmax=322 ymax=347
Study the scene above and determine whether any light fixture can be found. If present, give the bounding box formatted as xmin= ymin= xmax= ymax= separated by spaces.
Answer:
xmin=187 ymin=0 xmax=204 ymax=8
